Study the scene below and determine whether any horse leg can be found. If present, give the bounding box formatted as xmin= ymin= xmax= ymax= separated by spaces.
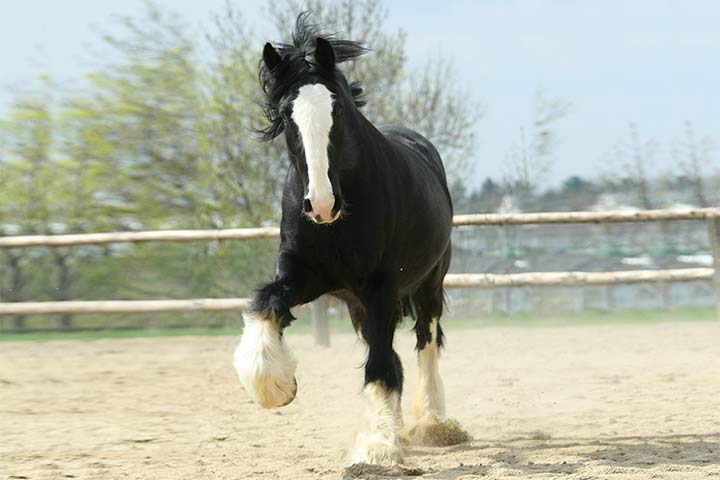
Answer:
xmin=350 ymin=284 xmax=405 ymax=465
xmin=413 ymin=313 xmax=446 ymax=423
xmin=234 ymin=254 xmax=329 ymax=409
xmin=347 ymin=297 xmax=409 ymax=446
xmin=410 ymin=260 xmax=470 ymax=445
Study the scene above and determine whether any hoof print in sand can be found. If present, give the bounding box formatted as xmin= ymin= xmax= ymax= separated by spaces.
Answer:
xmin=342 ymin=463 xmax=425 ymax=480
xmin=409 ymin=417 xmax=471 ymax=447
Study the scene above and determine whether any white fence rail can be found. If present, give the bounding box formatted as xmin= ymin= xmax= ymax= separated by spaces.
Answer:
xmin=0 ymin=269 xmax=713 ymax=317
xmin=0 ymin=298 xmax=251 ymax=316
xmin=2 ymin=208 xmax=719 ymax=249
xmin=443 ymin=268 xmax=715 ymax=288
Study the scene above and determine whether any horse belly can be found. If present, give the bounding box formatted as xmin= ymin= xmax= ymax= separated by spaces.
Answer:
xmin=394 ymin=211 xmax=452 ymax=292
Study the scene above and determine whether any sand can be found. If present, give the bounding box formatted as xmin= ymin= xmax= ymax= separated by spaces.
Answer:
xmin=1 ymin=321 xmax=719 ymax=479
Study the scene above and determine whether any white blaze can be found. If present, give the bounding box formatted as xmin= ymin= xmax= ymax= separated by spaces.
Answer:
xmin=292 ymin=84 xmax=334 ymax=216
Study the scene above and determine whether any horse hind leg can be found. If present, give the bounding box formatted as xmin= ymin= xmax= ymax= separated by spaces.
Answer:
xmin=410 ymin=278 xmax=471 ymax=446
xmin=413 ymin=315 xmax=445 ymax=422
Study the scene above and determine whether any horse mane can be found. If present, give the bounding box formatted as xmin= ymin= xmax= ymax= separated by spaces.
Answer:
xmin=257 ymin=11 xmax=369 ymax=142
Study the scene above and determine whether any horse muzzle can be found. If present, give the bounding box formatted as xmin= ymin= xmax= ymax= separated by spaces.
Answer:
xmin=303 ymin=194 xmax=342 ymax=224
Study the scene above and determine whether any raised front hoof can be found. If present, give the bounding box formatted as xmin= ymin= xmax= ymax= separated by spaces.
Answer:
xmin=350 ymin=436 xmax=404 ymax=465
xmin=250 ymin=375 xmax=298 ymax=409
xmin=233 ymin=316 xmax=298 ymax=409
xmin=409 ymin=417 xmax=471 ymax=447
xmin=234 ymin=356 xmax=298 ymax=408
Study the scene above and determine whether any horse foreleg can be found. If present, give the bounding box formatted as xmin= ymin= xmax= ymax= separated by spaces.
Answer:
xmin=350 ymin=286 xmax=405 ymax=465
xmin=234 ymin=257 xmax=328 ymax=409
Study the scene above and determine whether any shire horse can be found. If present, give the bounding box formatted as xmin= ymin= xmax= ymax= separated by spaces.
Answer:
xmin=234 ymin=14 xmax=465 ymax=464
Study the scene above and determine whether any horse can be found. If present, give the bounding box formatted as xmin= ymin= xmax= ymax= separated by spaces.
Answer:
xmin=233 ymin=13 xmax=467 ymax=464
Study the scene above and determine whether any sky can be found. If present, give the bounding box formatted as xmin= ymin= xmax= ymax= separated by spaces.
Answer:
xmin=1 ymin=0 xmax=718 ymax=189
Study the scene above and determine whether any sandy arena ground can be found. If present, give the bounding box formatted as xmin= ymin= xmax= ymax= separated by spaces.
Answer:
xmin=1 ymin=321 xmax=719 ymax=479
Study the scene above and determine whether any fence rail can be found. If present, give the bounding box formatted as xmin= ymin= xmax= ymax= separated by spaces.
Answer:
xmin=453 ymin=207 xmax=720 ymax=226
xmin=1 ymin=208 xmax=719 ymax=331
xmin=0 ymin=268 xmax=714 ymax=317
xmin=3 ymin=208 xmax=720 ymax=249
xmin=0 ymin=298 xmax=250 ymax=316
xmin=0 ymin=227 xmax=280 ymax=248
xmin=443 ymin=268 xmax=714 ymax=288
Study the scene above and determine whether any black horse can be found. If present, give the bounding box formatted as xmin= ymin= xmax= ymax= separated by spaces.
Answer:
xmin=234 ymin=14 xmax=465 ymax=464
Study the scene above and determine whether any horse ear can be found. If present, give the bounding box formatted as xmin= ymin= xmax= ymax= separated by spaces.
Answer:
xmin=263 ymin=42 xmax=282 ymax=72
xmin=315 ymin=37 xmax=335 ymax=70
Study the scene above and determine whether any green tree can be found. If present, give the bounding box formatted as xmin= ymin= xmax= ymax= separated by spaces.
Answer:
xmin=204 ymin=4 xmax=287 ymax=225
xmin=504 ymin=91 xmax=570 ymax=199
xmin=605 ymin=123 xmax=657 ymax=209
xmin=672 ymin=121 xmax=715 ymax=207
xmin=88 ymin=3 xmax=208 ymax=227
xmin=0 ymin=78 xmax=57 ymax=327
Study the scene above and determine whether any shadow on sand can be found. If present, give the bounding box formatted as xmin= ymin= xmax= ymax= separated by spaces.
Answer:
xmin=342 ymin=432 xmax=720 ymax=479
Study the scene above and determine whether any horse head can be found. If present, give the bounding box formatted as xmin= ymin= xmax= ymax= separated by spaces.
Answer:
xmin=257 ymin=13 xmax=367 ymax=224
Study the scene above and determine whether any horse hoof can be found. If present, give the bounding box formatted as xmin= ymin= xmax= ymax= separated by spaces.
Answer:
xmin=397 ymin=427 xmax=412 ymax=447
xmin=350 ymin=436 xmax=404 ymax=465
xmin=250 ymin=375 xmax=297 ymax=409
xmin=409 ymin=417 xmax=471 ymax=446
xmin=277 ymin=377 xmax=298 ymax=407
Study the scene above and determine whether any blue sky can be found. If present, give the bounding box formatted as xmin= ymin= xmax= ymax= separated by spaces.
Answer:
xmin=1 ymin=0 xmax=718 ymax=188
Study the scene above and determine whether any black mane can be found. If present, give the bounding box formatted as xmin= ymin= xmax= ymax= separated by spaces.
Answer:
xmin=257 ymin=11 xmax=368 ymax=142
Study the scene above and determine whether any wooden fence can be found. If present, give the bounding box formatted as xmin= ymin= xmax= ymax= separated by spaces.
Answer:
xmin=2 ymin=208 xmax=719 ymax=345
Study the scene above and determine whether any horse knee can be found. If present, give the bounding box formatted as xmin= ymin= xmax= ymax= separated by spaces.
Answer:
xmin=250 ymin=279 xmax=295 ymax=328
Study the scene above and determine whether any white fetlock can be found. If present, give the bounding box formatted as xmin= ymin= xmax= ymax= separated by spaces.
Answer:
xmin=350 ymin=383 xmax=404 ymax=465
xmin=233 ymin=313 xmax=297 ymax=408
xmin=413 ymin=319 xmax=446 ymax=423
xmin=409 ymin=319 xmax=470 ymax=446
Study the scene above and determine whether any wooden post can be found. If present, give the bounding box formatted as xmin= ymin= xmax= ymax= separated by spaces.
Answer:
xmin=502 ymin=288 xmax=511 ymax=315
xmin=658 ymin=282 xmax=670 ymax=310
xmin=310 ymin=295 xmax=331 ymax=347
xmin=706 ymin=217 xmax=720 ymax=321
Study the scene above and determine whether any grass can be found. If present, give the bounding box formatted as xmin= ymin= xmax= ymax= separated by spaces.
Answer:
xmin=0 ymin=307 xmax=715 ymax=343
xmin=0 ymin=327 xmax=244 ymax=342
xmin=447 ymin=306 xmax=717 ymax=329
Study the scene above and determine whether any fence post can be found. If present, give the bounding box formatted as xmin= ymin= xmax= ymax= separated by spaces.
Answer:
xmin=706 ymin=217 xmax=720 ymax=321
xmin=310 ymin=295 xmax=331 ymax=347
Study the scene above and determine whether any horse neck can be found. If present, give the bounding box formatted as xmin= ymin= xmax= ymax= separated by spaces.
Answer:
xmin=342 ymin=109 xmax=389 ymax=173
